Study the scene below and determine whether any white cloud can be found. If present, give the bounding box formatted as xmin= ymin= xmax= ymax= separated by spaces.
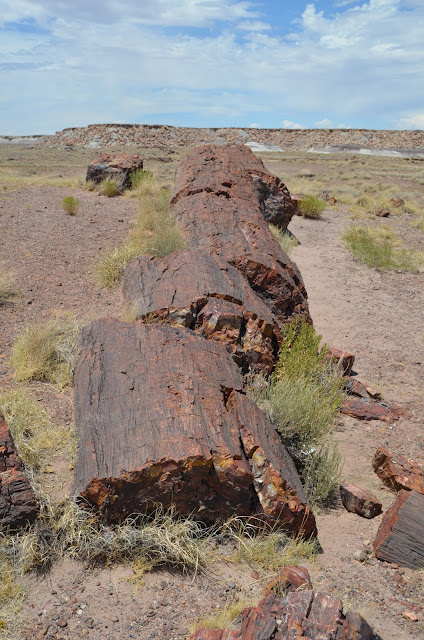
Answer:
xmin=397 ymin=113 xmax=424 ymax=129
xmin=282 ymin=120 xmax=305 ymax=129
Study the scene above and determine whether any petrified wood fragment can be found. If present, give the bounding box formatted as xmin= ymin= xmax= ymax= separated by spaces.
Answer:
xmin=123 ymin=250 xmax=284 ymax=374
xmin=340 ymin=396 xmax=405 ymax=422
xmin=86 ymin=152 xmax=143 ymax=189
xmin=170 ymin=145 xmax=309 ymax=325
xmin=0 ymin=415 xmax=39 ymax=529
xmin=339 ymin=482 xmax=382 ymax=519
xmin=373 ymin=446 xmax=424 ymax=494
xmin=74 ymin=319 xmax=316 ymax=535
xmin=191 ymin=591 xmax=378 ymax=640
xmin=262 ymin=565 xmax=312 ymax=596
xmin=373 ymin=490 xmax=424 ymax=569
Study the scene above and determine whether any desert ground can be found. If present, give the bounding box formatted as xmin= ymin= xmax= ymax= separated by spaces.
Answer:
xmin=0 ymin=136 xmax=423 ymax=640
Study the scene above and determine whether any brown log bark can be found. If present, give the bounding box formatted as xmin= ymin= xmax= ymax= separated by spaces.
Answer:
xmin=372 ymin=446 xmax=424 ymax=494
xmin=170 ymin=145 xmax=310 ymax=326
xmin=340 ymin=396 xmax=405 ymax=422
xmin=73 ymin=318 xmax=316 ymax=536
xmin=374 ymin=490 xmax=424 ymax=569
xmin=123 ymin=250 xmax=283 ymax=374
xmin=191 ymin=591 xmax=378 ymax=640
xmin=0 ymin=415 xmax=39 ymax=530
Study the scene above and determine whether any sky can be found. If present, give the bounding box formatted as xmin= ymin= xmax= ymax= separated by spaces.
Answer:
xmin=0 ymin=0 xmax=423 ymax=134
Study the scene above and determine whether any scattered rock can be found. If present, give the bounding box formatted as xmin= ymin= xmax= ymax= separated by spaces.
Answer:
xmin=374 ymin=490 xmax=424 ymax=569
xmin=376 ymin=208 xmax=390 ymax=217
xmin=372 ymin=446 xmax=424 ymax=494
xmin=340 ymin=396 xmax=406 ymax=422
xmin=0 ymin=414 xmax=39 ymax=529
xmin=390 ymin=197 xmax=405 ymax=208
xmin=402 ymin=610 xmax=419 ymax=622
xmin=327 ymin=347 xmax=355 ymax=376
xmin=353 ymin=549 xmax=368 ymax=562
xmin=86 ymin=153 xmax=144 ymax=189
xmin=340 ymin=481 xmax=382 ymax=518
xmin=263 ymin=565 xmax=312 ymax=596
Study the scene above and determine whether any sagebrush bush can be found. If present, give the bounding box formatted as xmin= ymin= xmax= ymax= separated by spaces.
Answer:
xmin=96 ymin=177 xmax=185 ymax=287
xmin=62 ymin=195 xmax=80 ymax=215
xmin=298 ymin=195 xmax=326 ymax=219
xmin=10 ymin=313 xmax=80 ymax=388
xmin=343 ymin=225 xmax=423 ymax=271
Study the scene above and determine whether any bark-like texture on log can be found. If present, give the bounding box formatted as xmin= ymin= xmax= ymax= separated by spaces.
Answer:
xmin=73 ymin=319 xmax=315 ymax=535
xmin=191 ymin=591 xmax=379 ymax=640
xmin=373 ymin=490 xmax=424 ymax=569
xmin=123 ymin=251 xmax=283 ymax=374
xmin=340 ymin=397 xmax=405 ymax=422
xmin=373 ymin=446 xmax=424 ymax=494
xmin=0 ymin=415 xmax=39 ymax=529
xmin=170 ymin=146 xmax=309 ymax=325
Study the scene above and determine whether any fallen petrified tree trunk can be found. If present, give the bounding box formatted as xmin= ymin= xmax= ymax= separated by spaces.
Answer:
xmin=73 ymin=319 xmax=316 ymax=536
xmin=0 ymin=415 xmax=39 ymax=530
xmin=170 ymin=145 xmax=309 ymax=325
xmin=123 ymin=250 xmax=284 ymax=374
xmin=191 ymin=591 xmax=378 ymax=640
xmin=373 ymin=490 xmax=424 ymax=569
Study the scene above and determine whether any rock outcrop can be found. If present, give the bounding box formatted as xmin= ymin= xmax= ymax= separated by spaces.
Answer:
xmin=86 ymin=153 xmax=144 ymax=188
xmin=74 ymin=319 xmax=316 ymax=536
xmin=0 ymin=415 xmax=39 ymax=529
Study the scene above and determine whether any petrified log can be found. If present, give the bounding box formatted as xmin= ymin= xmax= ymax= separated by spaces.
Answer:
xmin=262 ymin=565 xmax=312 ymax=596
xmin=373 ymin=446 xmax=424 ymax=494
xmin=0 ymin=415 xmax=39 ymax=529
xmin=73 ymin=318 xmax=316 ymax=535
xmin=86 ymin=153 xmax=143 ymax=188
xmin=327 ymin=347 xmax=355 ymax=376
xmin=170 ymin=145 xmax=310 ymax=326
xmin=340 ymin=396 xmax=405 ymax=422
xmin=123 ymin=250 xmax=284 ymax=374
xmin=191 ymin=591 xmax=378 ymax=640
xmin=339 ymin=482 xmax=382 ymax=519
xmin=374 ymin=490 xmax=424 ymax=569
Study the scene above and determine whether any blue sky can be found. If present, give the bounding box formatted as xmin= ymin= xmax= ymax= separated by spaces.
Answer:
xmin=0 ymin=0 xmax=423 ymax=134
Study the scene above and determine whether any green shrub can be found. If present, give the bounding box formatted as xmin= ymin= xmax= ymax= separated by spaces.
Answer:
xmin=269 ymin=225 xmax=298 ymax=255
xmin=130 ymin=168 xmax=154 ymax=190
xmin=298 ymin=195 xmax=326 ymax=219
xmin=100 ymin=179 xmax=120 ymax=197
xmin=343 ymin=225 xmax=423 ymax=271
xmin=10 ymin=313 xmax=80 ymax=388
xmin=62 ymin=195 xmax=80 ymax=215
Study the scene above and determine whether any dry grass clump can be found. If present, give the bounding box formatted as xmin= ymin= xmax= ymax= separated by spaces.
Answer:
xmin=269 ymin=225 xmax=298 ymax=255
xmin=10 ymin=312 xmax=81 ymax=388
xmin=0 ymin=270 xmax=18 ymax=305
xmin=343 ymin=225 xmax=423 ymax=271
xmin=0 ymin=387 xmax=73 ymax=472
xmin=195 ymin=596 xmax=257 ymax=631
xmin=99 ymin=178 xmax=121 ymax=197
xmin=96 ymin=177 xmax=186 ymax=287
xmin=298 ymin=194 xmax=326 ymax=219
xmin=0 ymin=551 xmax=25 ymax=639
xmin=62 ymin=195 xmax=80 ymax=215
xmin=248 ymin=321 xmax=344 ymax=506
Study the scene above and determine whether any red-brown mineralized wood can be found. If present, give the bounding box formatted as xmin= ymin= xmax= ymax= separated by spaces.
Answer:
xmin=122 ymin=250 xmax=283 ymax=374
xmin=339 ymin=482 xmax=382 ymax=519
xmin=170 ymin=145 xmax=309 ymax=325
xmin=373 ymin=446 xmax=424 ymax=494
xmin=340 ymin=396 xmax=405 ymax=422
xmin=73 ymin=318 xmax=315 ymax=535
xmin=373 ymin=490 xmax=424 ymax=569
xmin=0 ymin=415 xmax=39 ymax=529
xmin=191 ymin=591 xmax=378 ymax=640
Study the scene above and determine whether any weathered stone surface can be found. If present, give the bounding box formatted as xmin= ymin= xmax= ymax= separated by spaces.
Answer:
xmin=340 ymin=396 xmax=405 ymax=422
xmin=345 ymin=378 xmax=381 ymax=399
xmin=86 ymin=153 xmax=143 ymax=188
xmin=191 ymin=591 xmax=378 ymax=640
xmin=263 ymin=565 xmax=312 ymax=596
xmin=0 ymin=414 xmax=39 ymax=529
xmin=340 ymin=481 xmax=382 ymax=519
xmin=327 ymin=347 xmax=355 ymax=376
xmin=376 ymin=208 xmax=390 ymax=217
xmin=374 ymin=490 xmax=424 ymax=569
xmin=372 ymin=447 xmax=424 ymax=494
xmin=73 ymin=318 xmax=316 ymax=535
xmin=123 ymin=250 xmax=283 ymax=374
xmin=170 ymin=145 xmax=310 ymax=326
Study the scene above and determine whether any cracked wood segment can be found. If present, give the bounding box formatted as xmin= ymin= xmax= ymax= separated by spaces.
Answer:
xmin=0 ymin=414 xmax=39 ymax=530
xmin=373 ymin=446 xmax=424 ymax=494
xmin=122 ymin=250 xmax=282 ymax=374
xmin=373 ymin=490 xmax=424 ymax=569
xmin=191 ymin=591 xmax=378 ymax=640
xmin=74 ymin=318 xmax=314 ymax=533
xmin=170 ymin=145 xmax=309 ymax=325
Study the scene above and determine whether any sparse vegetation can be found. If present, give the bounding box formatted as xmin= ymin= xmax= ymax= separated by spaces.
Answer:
xmin=61 ymin=195 xmax=80 ymax=215
xmin=195 ymin=596 xmax=256 ymax=630
xmin=0 ymin=387 xmax=73 ymax=472
xmin=99 ymin=178 xmax=120 ymax=197
xmin=130 ymin=168 xmax=154 ymax=190
xmin=343 ymin=225 xmax=423 ymax=271
xmin=0 ymin=551 xmax=25 ymax=639
xmin=298 ymin=194 xmax=326 ymax=219
xmin=248 ymin=321 xmax=344 ymax=506
xmin=0 ymin=270 xmax=18 ymax=305
xmin=96 ymin=176 xmax=186 ymax=287
xmin=269 ymin=225 xmax=298 ymax=255
xmin=10 ymin=312 xmax=81 ymax=388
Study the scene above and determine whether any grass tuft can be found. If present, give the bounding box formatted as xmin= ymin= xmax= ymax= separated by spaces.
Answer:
xmin=343 ymin=225 xmax=423 ymax=271
xmin=269 ymin=225 xmax=298 ymax=255
xmin=96 ymin=177 xmax=185 ymax=287
xmin=195 ymin=596 xmax=256 ymax=630
xmin=99 ymin=178 xmax=120 ymax=197
xmin=9 ymin=312 xmax=81 ymax=388
xmin=61 ymin=195 xmax=80 ymax=215
xmin=298 ymin=195 xmax=326 ymax=219
xmin=0 ymin=550 xmax=25 ymax=639
xmin=129 ymin=168 xmax=154 ymax=190
xmin=0 ymin=270 xmax=18 ymax=305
